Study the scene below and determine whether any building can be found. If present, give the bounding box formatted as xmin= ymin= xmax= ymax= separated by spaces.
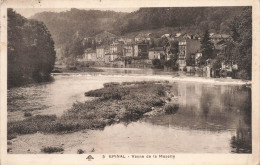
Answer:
xmin=182 ymin=33 xmax=192 ymax=40
xmin=134 ymin=33 xmax=151 ymax=43
xmin=95 ymin=31 xmax=118 ymax=45
xmin=82 ymin=49 xmax=97 ymax=61
xmin=110 ymin=42 xmax=124 ymax=55
xmin=134 ymin=44 xmax=148 ymax=58
xmin=178 ymin=39 xmax=201 ymax=71
xmin=96 ymin=46 xmax=110 ymax=61
xmin=118 ymin=37 xmax=133 ymax=44
xmin=104 ymin=53 xmax=118 ymax=63
xmin=148 ymin=47 xmax=164 ymax=60
xmin=191 ymin=34 xmax=201 ymax=40
xmin=123 ymin=44 xmax=134 ymax=57
xmin=210 ymin=34 xmax=232 ymax=50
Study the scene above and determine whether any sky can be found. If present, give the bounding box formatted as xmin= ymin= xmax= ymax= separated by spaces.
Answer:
xmin=14 ymin=8 xmax=139 ymax=18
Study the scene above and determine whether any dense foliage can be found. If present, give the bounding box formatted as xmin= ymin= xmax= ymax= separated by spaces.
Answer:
xmin=31 ymin=7 xmax=245 ymax=58
xmin=31 ymin=8 xmax=127 ymax=47
xmin=8 ymin=9 xmax=56 ymax=88
xmin=230 ymin=7 xmax=252 ymax=79
xmin=200 ymin=30 xmax=215 ymax=64
xmin=116 ymin=7 xmax=243 ymax=34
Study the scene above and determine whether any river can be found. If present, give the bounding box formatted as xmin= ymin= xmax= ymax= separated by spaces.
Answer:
xmin=7 ymin=68 xmax=251 ymax=153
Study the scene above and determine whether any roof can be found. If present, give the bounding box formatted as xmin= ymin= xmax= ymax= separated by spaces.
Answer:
xmin=210 ymin=34 xmax=231 ymax=39
xmin=149 ymin=47 xmax=164 ymax=51
xmin=85 ymin=50 xmax=96 ymax=53
xmin=96 ymin=45 xmax=109 ymax=49
xmin=84 ymin=48 xmax=95 ymax=53
xmin=161 ymin=34 xmax=170 ymax=38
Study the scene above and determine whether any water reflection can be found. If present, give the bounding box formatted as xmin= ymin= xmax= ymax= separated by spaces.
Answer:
xmin=7 ymin=70 xmax=251 ymax=153
xmin=143 ymin=82 xmax=251 ymax=153
xmin=230 ymin=89 xmax=251 ymax=153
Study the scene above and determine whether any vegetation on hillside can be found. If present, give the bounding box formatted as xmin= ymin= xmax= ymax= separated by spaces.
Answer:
xmin=198 ymin=7 xmax=252 ymax=79
xmin=28 ymin=7 xmax=251 ymax=79
xmin=31 ymin=7 xmax=245 ymax=57
xmin=8 ymin=9 xmax=56 ymax=88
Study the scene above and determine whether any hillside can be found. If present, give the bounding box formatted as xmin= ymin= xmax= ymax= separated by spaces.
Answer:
xmin=116 ymin=7 xmax=244 ymax=35
xmin=31 ymin=8 xmax=127 ymax=47
xmin=31 ymin=7 xmax=245 ymax=43
xmin=30 ymin=7 xmax=246 ymax=60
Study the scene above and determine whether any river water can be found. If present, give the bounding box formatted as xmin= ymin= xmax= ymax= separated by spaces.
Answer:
xmin=7 ymin=68 xmax=251 ymax=153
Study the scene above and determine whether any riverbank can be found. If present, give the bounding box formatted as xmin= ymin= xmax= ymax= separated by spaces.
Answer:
xmin=51 ymin=70 xmax=251 ymax=86
xmin=52 ymin=65 xmax=104 ymax=73
xmin=8 ymin=81 xmax=175 ymax=142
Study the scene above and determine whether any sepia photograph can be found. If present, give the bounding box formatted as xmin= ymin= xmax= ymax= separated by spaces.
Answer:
xmin=1 ymin=0 xmax=260 ymax=164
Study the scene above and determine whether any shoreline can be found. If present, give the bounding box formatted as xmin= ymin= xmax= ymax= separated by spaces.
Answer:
xmin=51 ymin=72 xmax=251 ymax=85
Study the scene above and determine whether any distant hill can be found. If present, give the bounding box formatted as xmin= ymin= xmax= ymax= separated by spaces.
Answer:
xmin=31 ymin=7 xmax=246 ymax=59
xmin=31 ymin=7 xmax=245 ymax=43
xmin=115 ymin=7 xmax=244 ymax=35
xmin=31 ymin=8 xmax=127 ymax=47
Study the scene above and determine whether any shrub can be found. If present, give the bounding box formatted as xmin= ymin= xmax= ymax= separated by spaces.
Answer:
xmin=152 ymin=59 xmax=164 ymax=69
xmin=103 ymin=82 xmax=120 ymax=88
xmin=77 ymin=149 xmax=84 ymax=154
xmin=183 ymin=66 xmax=187 ymax=72
xmin=156 ymin=85 xmax=166 ymax=96
xmin=41 ymin=146 xmax=64 ymax=153
xmin=24 ymin=111 xmax=32 ymax=117
xmin=7 ymin=133 xmax=17 ymax=140
xmin=220 ymin=70 xmax=227 ymax=77
xmin=164 ymin=104 xmax=179 ymax=114
xmin=8 ymin=115 xmax=57 ymax=135
xmin=235 ymin=70 xmax=250 ymax=80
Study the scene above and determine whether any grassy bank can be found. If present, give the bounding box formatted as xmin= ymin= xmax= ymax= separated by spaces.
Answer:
xmin=8 ymin=81 xmax=174 ymax=138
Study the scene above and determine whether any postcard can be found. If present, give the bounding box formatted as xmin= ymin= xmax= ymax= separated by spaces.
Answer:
xmin=1 ymin=0 xmax=259 ymax=164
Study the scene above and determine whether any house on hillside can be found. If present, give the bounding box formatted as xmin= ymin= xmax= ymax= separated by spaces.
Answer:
xmin=178 ymin=39 xmax=201 ymax=71
xmin=175 ymin=33 xmax=182 ymax=37
xmin=118 ymin=37 xmax=133 ymax=44
xmin=95 ymin=31 xmax=118 ymax=45
xmin=134 ymin=33 xmax=151 ymax=43
xmin=191 ymin=34 xmax=201 ymax=40
xmin=134 ymin=44 xmax=149 ymax=58
xmin=110 ymin=41 xmax=124 ymax=56
xmin=182 ymin=33 xmax=192 ymax=40
xmin=210 ymin=34 xmax=232 ymax=50
xmin=123 ymin=44 xmax=134 ymax=57
xmin=104 ymin=53 xmax=118 ymax=63
xmin=81 ymin=49 xmax=97 ymax=62
xmin=96 ymin=46 xmax=110 ymax=61
xmin=148 ymin=47 xmax=164 ymax=60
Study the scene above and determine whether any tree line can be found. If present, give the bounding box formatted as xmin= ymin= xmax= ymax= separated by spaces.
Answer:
xmin=8 ymin=9 xmax=56 ymax=88
xmin=198 ymin=7 xmax=251 ymax=79
xmin=32 ymin=7 xmax=245 ymax=59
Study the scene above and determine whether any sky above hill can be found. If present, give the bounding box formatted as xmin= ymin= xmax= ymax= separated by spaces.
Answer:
xmin=14 ymin=8 xmax=139 ymax=18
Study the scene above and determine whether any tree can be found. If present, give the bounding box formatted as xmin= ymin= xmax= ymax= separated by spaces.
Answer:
xmin=7 ymin=9 xmax=56 ymax=88
xmin=200 ymin=30 xmax=214 ymax=65
xmin=168 ymin=41 xmax=179 ymax=56
xmin=68 ymin=34 xmax=84 ymax=58
xmin=230 ymin=7 xmax=252 ymax=79
xmin=152 ymin=59 xmax=164 ymax=69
